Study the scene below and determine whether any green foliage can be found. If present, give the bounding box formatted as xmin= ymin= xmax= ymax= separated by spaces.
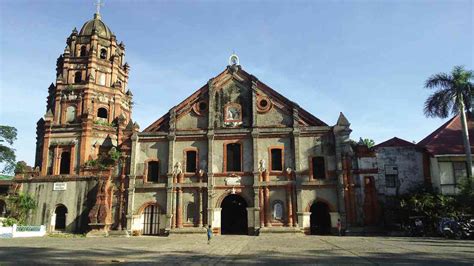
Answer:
xmin=456 ymin=177 xmax=474 ymax=214
xmin=390 ymin=183 xmax=473 ymax=233
xmin=93 ymin=120 xmax=116 ymax=127
xmin=0 ymin=125 xmax=18 ymax=174
xmin=7 ymin=193 xmax=37 ymax=225
xmin=65 ymin=84 xmax=74 ymax=92
xmin=84 ymin=147 xmax=121 ymax=170
xmin=1 ymin=217 xmax=19 ymax=227
xmin=358 ymin=138 xmax=375 ymax=148
xmin=424 ymin=65 xmax=472 ymax=118
xmin=14 ymin=161 xmax=32 ymax=174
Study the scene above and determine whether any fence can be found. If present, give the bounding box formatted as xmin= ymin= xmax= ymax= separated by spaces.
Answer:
xmin=0 ymin=224 xmax=46 ymax=238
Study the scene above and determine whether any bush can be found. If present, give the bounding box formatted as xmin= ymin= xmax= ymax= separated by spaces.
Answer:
xmin=1 ymin=217 xmax=18 ymax=227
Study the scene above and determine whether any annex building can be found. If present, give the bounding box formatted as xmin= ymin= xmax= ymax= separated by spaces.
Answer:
xmin=13 ymin=11 xmax=378 ymax=236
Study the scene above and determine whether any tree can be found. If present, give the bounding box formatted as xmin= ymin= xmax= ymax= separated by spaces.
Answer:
xmin=358 ymin=138 xmax=375 ymax=148
xmin=7 ymin=193 xmax=37 ymax=225
xmin=424 ymin=66 xmax=473 ymax=188
xmin=14 ymin=161 xmax=32 ymax=175
xmin=0 ymin=125 xmax=18 ymax=174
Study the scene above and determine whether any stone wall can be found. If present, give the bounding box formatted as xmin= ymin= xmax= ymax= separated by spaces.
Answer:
xmin=20 ymin=179 xmax=97 ymax=233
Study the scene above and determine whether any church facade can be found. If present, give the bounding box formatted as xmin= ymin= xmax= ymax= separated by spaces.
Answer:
xmin=14 ymin=12 xmax=364 ymax=236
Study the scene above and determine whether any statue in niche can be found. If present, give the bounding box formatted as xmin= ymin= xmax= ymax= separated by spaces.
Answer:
xmin=258 ymin=159 xmax=266 ymax=173
xmin=173 ymin=162 xmax=182 ymax=175
xmin=173 ymin=162 xmax=184 ymax=183
xmin=227 ymin=107 xmax=240 ymax=120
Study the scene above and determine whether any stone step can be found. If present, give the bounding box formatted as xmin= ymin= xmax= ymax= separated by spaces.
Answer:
xmin=258 ymin=226 xmax=303 ymax=235
xmin=344 ymin=226 xmax=386 ymax=236
xmin=169 ymin=227 xmax=207 ymax=234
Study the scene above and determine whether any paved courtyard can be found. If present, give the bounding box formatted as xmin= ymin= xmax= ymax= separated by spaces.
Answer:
xmin=0 ymin=234 xmax=473 ymax=265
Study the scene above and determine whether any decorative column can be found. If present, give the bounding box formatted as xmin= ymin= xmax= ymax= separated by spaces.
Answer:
xmin=286 ymin=185 xmax=293 ymax=226
xmin=70 ymin=142 xmax=76 ymax=175
xmin=171 ymin=188 xmax=176 ymax=229
xmin=198 ymin=188 xmax=203 ymax=227
xmin=52 ymin=146 xmax=60 ymax=175
xmin=264 ymin=187 xmax=270 ymax=227
xmin=176 ymin=188 xmax=183 ymax=228
xmin=259 ymin=188 xmax=264 ymax=227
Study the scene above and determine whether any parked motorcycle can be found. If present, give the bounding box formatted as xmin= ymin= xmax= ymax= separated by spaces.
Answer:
xmin=439 ymin=217 xmax=474 ymax=240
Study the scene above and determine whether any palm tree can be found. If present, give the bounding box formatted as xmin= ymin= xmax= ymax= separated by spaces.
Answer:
xmin=424 ymin=66 xmax=473 ymax=189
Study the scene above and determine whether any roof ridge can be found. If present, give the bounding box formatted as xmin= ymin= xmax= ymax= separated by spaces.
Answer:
xmin=418 ymin=114 xmax=459 ymax=147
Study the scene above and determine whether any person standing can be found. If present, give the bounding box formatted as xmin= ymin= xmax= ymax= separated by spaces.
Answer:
xmin=207 ymin=225 xmax=213 ymax=244
xmin=337 ymin=219 xmax=342 ymax=236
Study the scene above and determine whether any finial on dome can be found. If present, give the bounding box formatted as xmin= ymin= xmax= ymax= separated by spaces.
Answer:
xmin=94 ymin=0 xmax=104 ymax=18
xmin=229 ymin=52 xmax=239 ymax=66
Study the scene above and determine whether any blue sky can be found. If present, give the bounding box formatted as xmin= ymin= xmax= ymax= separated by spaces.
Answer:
xmin=0 ymin=0 xmax=473 ymax=167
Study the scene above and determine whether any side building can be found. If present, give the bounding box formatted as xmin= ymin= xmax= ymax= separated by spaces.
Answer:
xmin=418 ymin=114 xmax=474 ymax=195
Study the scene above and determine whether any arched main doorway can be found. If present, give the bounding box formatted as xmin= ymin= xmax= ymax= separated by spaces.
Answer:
xmin=310 ymin=201 xmax=331 ymax=235
xmin=142 ymin=204 xmax=160 ymax=235
xmin=54 ymin=205 xmax=68 ymax=231
xmin=221 ymin=194 xmax=248 ymax=235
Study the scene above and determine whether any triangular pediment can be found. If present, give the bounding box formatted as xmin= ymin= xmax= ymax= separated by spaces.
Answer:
xmin=143 ymin=66 xmax=327 ymax=132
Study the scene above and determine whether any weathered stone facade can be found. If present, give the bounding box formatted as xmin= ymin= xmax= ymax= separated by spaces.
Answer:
xmin=14 ymin=12 xmax=365 ymax=236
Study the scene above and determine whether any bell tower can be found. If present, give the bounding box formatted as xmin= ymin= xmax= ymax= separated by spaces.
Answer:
xmin=36 ymin=10 xmax=133 ymax=176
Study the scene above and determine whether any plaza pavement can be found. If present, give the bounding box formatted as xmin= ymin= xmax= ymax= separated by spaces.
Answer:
xmin=0 ymin=234 xmax=473 ymax=265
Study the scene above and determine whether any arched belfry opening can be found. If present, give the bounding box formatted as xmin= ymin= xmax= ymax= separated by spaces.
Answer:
xmin=59 ymin=151 xmax=71 ymax=174
xmin=310 ymin=201 xmax=331 ymax=235
xmin=220 ymin=194 xmax=248 ymax=235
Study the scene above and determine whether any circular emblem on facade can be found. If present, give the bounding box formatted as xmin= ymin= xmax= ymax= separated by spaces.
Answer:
xmin=256 ymin=95 xmax=272 ymax=113
xmin=192 ymin=100 xmax=208 ymax=116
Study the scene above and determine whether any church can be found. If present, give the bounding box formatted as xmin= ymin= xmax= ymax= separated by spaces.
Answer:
xmin=13 ymin=10 xmax=369 ymax=236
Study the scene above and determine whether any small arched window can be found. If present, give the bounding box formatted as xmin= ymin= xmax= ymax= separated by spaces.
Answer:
xmin=273 ymin=201 xmax=284 ymax=221
xmin=80 ymin=46 xmax=87 ymax=57
xmin=147 ymin=161 xmax=160 ymax=182
xmin=97 ymin=108 xmax=108 ymax=119
xmin=74 ymin=71 xmax=82 ymax=84
xmin=100 ymin=48 xmax=107 ymax=59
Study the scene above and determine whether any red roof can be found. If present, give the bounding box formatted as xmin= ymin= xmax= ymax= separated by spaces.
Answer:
xmin=373 ymin=137 xmax=417 ymax=149
xmin=418 ymin=114 xmax=474 ymax=155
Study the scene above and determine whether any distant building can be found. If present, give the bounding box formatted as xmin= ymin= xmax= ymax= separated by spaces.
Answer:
xmin=373 ymin=137 xmax=427 ymax=196
xmin=418 ymin=114 xmax=474 ymax=195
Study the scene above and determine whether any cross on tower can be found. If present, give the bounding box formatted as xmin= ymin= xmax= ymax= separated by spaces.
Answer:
xmin=95 ymin=0 xmax=104 ymax=14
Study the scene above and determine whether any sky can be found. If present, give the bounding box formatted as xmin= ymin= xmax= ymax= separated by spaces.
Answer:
xmin=0 ymin=0 xmax=473 ymax=167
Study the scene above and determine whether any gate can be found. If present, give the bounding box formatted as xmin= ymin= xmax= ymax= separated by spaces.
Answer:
xmin=142 ymin=205 xmax=160 ymax=235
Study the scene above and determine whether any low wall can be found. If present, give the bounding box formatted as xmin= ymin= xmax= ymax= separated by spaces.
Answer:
xmin=0 ymin=224 xmax=46 ymax=238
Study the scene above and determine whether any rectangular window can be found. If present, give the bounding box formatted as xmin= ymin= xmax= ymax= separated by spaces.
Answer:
xmin=147 ymin=161 xmax=160 ymax=182
xmin=270 ymin=148 xmax=283 ymax=171
xmin=453 ymin=162 xmax=467 ymax=182
xmin=384 ymin=165 xmax=398 ymax=187
xmin=186 ymin=150 xmax=197 ymax=173
xmin=312 ymin=157 xmax=326 ymax=180
xmin=439 ymin=162 xmax=455 ymax=194
xmin=226 ymin=143 xmax=241 ymax=172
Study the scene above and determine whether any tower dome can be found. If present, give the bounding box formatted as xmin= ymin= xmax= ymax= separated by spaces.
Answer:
xmin=79 ymin=13 xmax=113 ymax=38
